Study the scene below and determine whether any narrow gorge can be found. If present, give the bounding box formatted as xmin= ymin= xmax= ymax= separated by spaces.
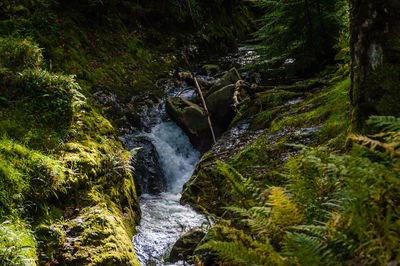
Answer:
xmin=1 ymin=1 xmax=400 ymax=265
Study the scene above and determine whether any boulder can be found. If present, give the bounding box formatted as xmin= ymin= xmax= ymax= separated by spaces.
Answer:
xmin=93 ymin=90 xmax=140 ymax=131
xmin=126 ymin=136 xmax=166 ymax=195
xmin=207 ymin=67 xmax=241 ymax=96
xmin=179 ymin=71 xmax=214 ymax=90
xmin=206 ymin=84 xmax=236 ymax=126
xmin=201 ymin=64 xmax=220 ymax=76
xmin=166 ymin=97 xmax=213 ymax=152
xmin=168 ymin=227 xmax=206 ymax=263
xmin=178 ymin=71 xmax=193 ymax=83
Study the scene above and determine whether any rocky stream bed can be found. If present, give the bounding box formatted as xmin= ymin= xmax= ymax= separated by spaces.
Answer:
xmin=93 ymin=47 xmax=331 ymax=265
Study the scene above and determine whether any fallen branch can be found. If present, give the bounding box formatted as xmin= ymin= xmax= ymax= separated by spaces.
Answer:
xmin=184 ymin=54 xmax=217 ymax=144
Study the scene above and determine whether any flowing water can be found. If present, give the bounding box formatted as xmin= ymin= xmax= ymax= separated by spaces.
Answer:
xmin=127 ymin=83 xmax=207 ymax=265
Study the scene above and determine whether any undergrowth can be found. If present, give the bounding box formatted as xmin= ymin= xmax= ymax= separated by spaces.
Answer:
xmin=197 ymin=115 xmax=400 ymax=265
xmin=0 ymin=36 xmax=140 ymax=265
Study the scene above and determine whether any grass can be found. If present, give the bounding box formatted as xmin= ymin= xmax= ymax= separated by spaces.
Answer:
xmin=0 ymin=137 xmax=68 ymax=217
xmin=0 ymin=219 xmax=38 ymax=265
xmin=0 ymin=37 xmax=141 ymax=264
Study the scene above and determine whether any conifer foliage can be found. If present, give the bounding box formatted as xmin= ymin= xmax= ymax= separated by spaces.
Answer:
xmin=251 ymin=0 xmax=348 ymax=73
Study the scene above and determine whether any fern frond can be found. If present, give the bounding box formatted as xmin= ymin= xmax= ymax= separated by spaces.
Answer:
xmin=349 ymin=134 xmax=400 ymax=157
xmin=367 ymin=115 xmax=400 ymax=132
xmin=282 ymin=232 xmax=326 ymax=265
xmin=267 ymin=187 xmax=304 ymax=228
xmin=291 ymin=225 xmax=330 ymax=238
xmin=198 ymin=240 xmax=283 ymax=266
xmin=217 ymin=161 xmax=262 ymax=207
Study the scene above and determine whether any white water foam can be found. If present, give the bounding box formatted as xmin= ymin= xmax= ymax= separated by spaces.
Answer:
xmin=132 ymin=86 xmax=207 ymax=265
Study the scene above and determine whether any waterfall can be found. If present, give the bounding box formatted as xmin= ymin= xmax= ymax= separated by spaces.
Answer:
xmin=128 ymin=83 xmax=207 ymax=265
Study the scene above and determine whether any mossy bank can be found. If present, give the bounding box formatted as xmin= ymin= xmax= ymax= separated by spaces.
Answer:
xmin=0 ymin=38 xmax=140 ymax=265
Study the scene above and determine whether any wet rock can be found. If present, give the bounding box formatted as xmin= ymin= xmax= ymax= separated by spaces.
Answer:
xmin=197 ymin=78 xmax=214 ymax=90
xmin=178 ymin=71 xmax=194 ymax=84
xmin=179 ymin=71 xmax=215 ymax=90
xmin=166 ymin=97 xmax=213 ymax=153
xmin=52 ymin=206 xmax=140 ymax=265
xmin=93 ymin=90 xmax=139 ymax=130
xmin=129 ymin=137 xmax=166 ymax=195
xmin=201 ymin=64 xmax=220 ymax=76
xmin=206 ymin=84 xmax=236 ymax=129
xmin=207 ymin=67 xmax=242 ymax=96
xmin=168 ymin=227 xmax=206 ymax=263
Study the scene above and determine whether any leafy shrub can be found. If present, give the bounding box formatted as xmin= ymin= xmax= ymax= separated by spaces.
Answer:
xmin=0 ymin=37 xmax=42 ymax=72
xmin=0 ymin=38 xmax=76 ymax=126
xmin=14 ymin=69 xmax=76 ymax=125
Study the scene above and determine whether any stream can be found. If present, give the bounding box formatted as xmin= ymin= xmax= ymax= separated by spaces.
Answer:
xmin=125 ymin=82 xmax=207 ymax=265
xmin=122 ymin=48 xmax=259 ymax=265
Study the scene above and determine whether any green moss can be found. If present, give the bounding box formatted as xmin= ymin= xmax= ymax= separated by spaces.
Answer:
xmin=183 ymin=74 xmax=352 ymax=216
xmin=0 ymin=38 xmax=140 ymax=264
xmin=230 ymin=89 xmax=302 ymax=128
xmin=0 ymin=137 xmax=68 ymax=216
xmin=0 ymin=219 xmax=38 ymax=265
xmin=0 ymin=37 xmax=43 ymax=71
xmin=270 ymin=77 xmax=350 ymax=140
xmin=51 ymin=206 xmax=140 ymax=266
xmin=279 ymin=79 xmax=324 ymax=93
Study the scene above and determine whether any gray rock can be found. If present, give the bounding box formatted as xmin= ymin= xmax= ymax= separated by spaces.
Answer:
xmin=168 ymin=227 xmax=206 ymax=263
xmin=127 ymin=136 xmax=166 ymax=195
xmin=206 ymin=84 xmax=236 ymax=124
xmin=166 ymin=97 xmax=213 ymax=153
xmin=201 ymin=64 xmax=220 ymax=76
xmin=207 ymin=67 xmax=241 ymax=96
xmin=178 ymin=71 xmax=194 ymax=84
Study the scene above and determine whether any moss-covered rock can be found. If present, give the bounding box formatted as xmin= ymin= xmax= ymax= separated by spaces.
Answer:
xmin=201 ymin=64 xmax=220 ymax=76
xmin=166 ymin=97 xmax=213 ymax=152
xmin=206 ymin=84 xmax=236 ymax=123
xmin=52 ymin=206 xmax=140 ymax=266
xmin=168 ymin=227 xmax=206 ymax=263
xmin=181 ymin=77 xmax=351 ymax=216
xmin=0 ymin=38 xmax=141 ymax=265
xmin=206 ymin=68 xmax=242 ymax=96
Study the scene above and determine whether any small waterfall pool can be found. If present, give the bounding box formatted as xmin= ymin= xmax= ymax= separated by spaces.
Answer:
xmin=127 ymin=83 xmax=207 ymax=265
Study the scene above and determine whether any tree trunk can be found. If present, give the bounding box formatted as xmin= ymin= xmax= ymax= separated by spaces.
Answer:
xmin=350 ymin=0 xmax=400 ymax=131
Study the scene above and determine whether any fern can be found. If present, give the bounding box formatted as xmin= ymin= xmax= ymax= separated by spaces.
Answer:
xmin=282 ymin=232 xmax=326 ymax=265
xmin=367 ymin=115 xmax=400 ymax=132
xmin=198 ymin=239 xmax=283 ymax=266
xmin=349 ymin=134 xmax=400 ymax=157
xmin=217 ymin=161 xmax=264 ymax=208
xmin=349 ymin=115 xmax=400 ymax=157
xmin=267 ymin=187 xmax=304 ymax=228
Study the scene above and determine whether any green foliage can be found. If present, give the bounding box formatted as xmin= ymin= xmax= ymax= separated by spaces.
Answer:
xmin=0 ymin=219 xmax=38 ymax=265
xmin=282 ymin=231 xmax=326 ymax=265
xmin=367 ymin=115 xmax=400 ymax=132
xmin=350 ymin=115 xmax=400 ymax=157
xmin=201 ymin=115 xmax=400 ymax=265
xmin=0 ymin=37 xmax=43 ymax=72
xmin=199 ymin=238 xmax=283 ymax=265
xmin=250 ymin=0 xmax=348 ymax=73
xmin=0 ymin=38 xmax=76 ymax=128
xmin=217 ymin=162 xmax=263 ymax=208
xmin=0 ymin=137 xmax=68 ymax=216
xmin=198 ymin=221 xmax=284 ymax=265
xmin=13 ymin=69 xmax=76 ymax=125
xmin=285 ymin=146 xmax=348 ymax=223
